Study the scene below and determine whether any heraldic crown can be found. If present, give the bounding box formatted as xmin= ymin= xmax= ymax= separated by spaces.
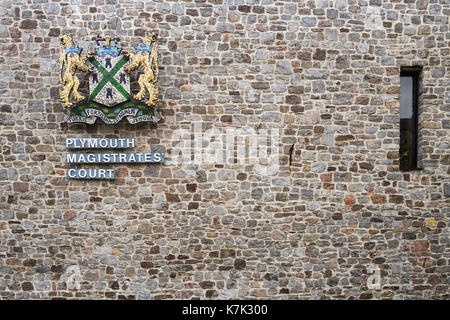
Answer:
xmin=58 ymin=33 xmax=160 ymax=125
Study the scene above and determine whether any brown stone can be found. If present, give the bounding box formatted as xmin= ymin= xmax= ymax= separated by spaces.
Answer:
xmin=150 ymin=246 xmax=160 ymax=254
xmin=335 ymin=135 xmax=355 ymax=142
xmin=48 ymin=28 xmax=60 ymax=36
xmin=344 ymin=195 xmax=355 ymax=206
xmin=313 ymin=48 xmax=326 ymax=61
xmin=355 ymin=96 xmax=369 ymax=105
xmin=234 ymin=259 xmax=246 ymax=270
xmin=2 ymin=44 xmax=17 ymax=57
xmin=389 ymin=195 xmax=404 ymax=204
xmin=186 ymin=183 xmax=197 ymax=193
xmin=23 ymin=259 xmax=36 ymax=267
xmin=320 ymin=173 xmax=332 ymax=182
xmin=332 ymin=212 xmax=342 ymax=220
xmin=286 ymin=95 xmax=301 ymax=105
xmin=20 ymin=20 xmax=37 ymax=29
xmin=22 ymin=282 xmax=34 ymax=291
xmin=83 ymin=270 xmax=99 ymax=281
xmin=188 ymin=202 xmax=199 ymax=210
xmin=251 ymin=82 xmax=270 ymax=90
xmin=199 ymin=281 xmax=215 ymax=289
xmin=13 ymin=182 xmax=28 ymax=193
xmin=371 ymin=194 xmax=387 ymax=204
xmin=221 ymin=115 xmax=232 ymax=123
xmin=288 ymin=86 xmax=304 ymax=94
xmin=238 ymin=5 xmax=251 ymax=13
xmin=363 ymin=74 xmax=383 ymax=84
xmin=298 ymin=50 xmax=311 ymax=60
xmin=205 ymin=290 xmax=217 ymax=298
xmin=359 ymin=162 xmax=374 ymax=170
xmin=411 ymin=240 xmax=429 ymax=254
xmin=165 ymin=193 xmax=181 ymax=202
xmin=237 ymin=173 xmax=247 ymax=180
xmin=220 ymin=249 xmax=236 ymax=258
xmin=427 ymin=275 xmax=441 ymax=286
xmin=116 ymin=168 xmax=129 ymax=178
xmin=336 ymin=55 xmax=350 ymax=69
xmin=140 ymin=261 xmax=154 ymax=269
xmin=359 ymin=293 xmax=373 ymax=299
xmin=63 ymin=210 xmax=76 ymax=221
xmin=138 ymin=223 xmax=152 ymax=235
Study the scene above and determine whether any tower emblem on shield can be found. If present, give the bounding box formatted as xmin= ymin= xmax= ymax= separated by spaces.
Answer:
xmin=89 ymin=36 xmax=131 ymax=107
xmin=58 ymin=33 xmax=161 ymax=124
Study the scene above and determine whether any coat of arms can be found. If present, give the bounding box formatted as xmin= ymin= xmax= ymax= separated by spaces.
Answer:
xmin=58 ymin=33 xmax=161 ymax=124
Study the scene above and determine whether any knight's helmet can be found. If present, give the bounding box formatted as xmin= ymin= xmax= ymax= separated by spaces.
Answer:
xmin=94 ymin=34 xmax=121 ymax=57
xmin=65 ymin=46 xmax=81 ymax=55
xmin=60 ymin=35 xmax=81 ymax=55
xmin=135 ymin=32 xmax=158 ymax=54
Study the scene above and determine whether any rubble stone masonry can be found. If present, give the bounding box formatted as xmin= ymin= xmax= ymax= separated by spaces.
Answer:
xmin=0 ymin=0 xmax=449 ymax=299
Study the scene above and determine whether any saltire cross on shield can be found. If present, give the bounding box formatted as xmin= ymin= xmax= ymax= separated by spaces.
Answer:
xmin=88 ymin=55 xmax=131 ymax=107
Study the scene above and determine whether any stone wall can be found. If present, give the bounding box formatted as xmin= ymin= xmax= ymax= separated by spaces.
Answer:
xmin=0 ymin=0 xmax=449 ymax=299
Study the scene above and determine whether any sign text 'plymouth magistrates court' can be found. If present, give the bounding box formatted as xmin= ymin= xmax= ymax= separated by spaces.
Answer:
xmin=66 ymin=138 xmax=164 ymax=179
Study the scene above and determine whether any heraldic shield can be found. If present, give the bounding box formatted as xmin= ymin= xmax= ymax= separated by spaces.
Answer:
xmin=89 ymin=53 xmax=131 ymax=107
xmin=59 ymin=34 xmax=161 ymax=125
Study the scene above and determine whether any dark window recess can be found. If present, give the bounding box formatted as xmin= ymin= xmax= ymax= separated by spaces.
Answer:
xmin=400 ymin=68 xmax=421 ymax=170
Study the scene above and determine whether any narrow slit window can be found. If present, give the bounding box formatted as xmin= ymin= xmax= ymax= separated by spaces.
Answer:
xmin=400 ymin=68 xmax=420 ymax=171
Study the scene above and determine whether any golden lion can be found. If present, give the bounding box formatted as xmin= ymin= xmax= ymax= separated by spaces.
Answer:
xmin=58 ymin=35 xmax=92 ymax=108
xmin=124 ymin=33 xmax=159 ymax=106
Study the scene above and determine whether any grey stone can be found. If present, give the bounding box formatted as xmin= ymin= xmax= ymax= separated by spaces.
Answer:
xmin=0 ymin=169 xmax=7 ymax=180
xmin=301 ymin=189 xmax=314 ymax=200
xmin=12 ymin=143 xmax=24 ymax=153
xmin=333 ymin=93 xmax=353 ymax=105
xmin=304 ymin=69 xmax=330 ymax=79
xmin=261 ymin=33 xmax=275 ymax=44
xmin=431 ymin=67 xmax=445 ymax=78
xmin=180 ymin=16 xmax=191 ymax=26
xmin=443 ymin=183 xmax=450 ymax=197
xmin=189 ymin=74 xmax=201 ymax=84
xmin=356 ymin=43 xmax=369 ymax=53
xmin=301 ymin=17 xmax=316 ymax=27
xmin=334 ymin=172 xmax=352 ymax=182
xmin=327 ymin=9 xmax=338 ymax=19
xmin=216 ymin=23 xmax=234 ymax=33
xmin=335 ymin=0 xmax=347 ymax=9
xmin=100 ymin=256 xmax=118 ymax=265
xmin=325 ymin=29 xmax=338 ymax=41
xmin=218 ymin=170 xmax=235 ymax=180
xmin=327 ymin=277 xmax=339 ymax=286
xmin=28 ymin=100 xmax=44 ymax=113
xmin=207 ymin=206 xmax=227 ymax=215
xmin=272 ymin=177 xmax=290 ymax=186
xmin=157 ymin=3 xmax=170 ymax=13
xmin=251 ymin=188 xmax=263 ymax=199
xmin=43 ymin=3 xmax=60 ymax=15
xmin=35 ymin=281 xmax=51 ymax=291
xmin=284 ymin=3 xmax=297 ymax=15
xmin=293 ymin=223 xmax=306 ymax=231
xmin=275 ymin=61 xmax=292 ymax=75
xmin=312 ymin=81 xmax=325 ymax=93
xmin=312 ymin=162 xmax=326 ymax=173
xmin=165 ymin=88 xmax=181 ymax=100
xmin=172 ymin=3 xmax=185 ymax=15
xmin=404 ymin=26 xmax=416 ymax=35
xmin=70 ymin=192 xmax=89 ymax=203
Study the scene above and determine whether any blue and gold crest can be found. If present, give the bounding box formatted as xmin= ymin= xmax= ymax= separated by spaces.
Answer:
xmin=58 ymin=33 xmax=161 ymax=125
